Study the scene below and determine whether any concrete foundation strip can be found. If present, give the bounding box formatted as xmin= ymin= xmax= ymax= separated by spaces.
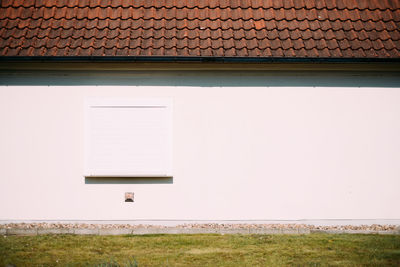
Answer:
xmin=1 ymin=227 xmax=400 ymax=236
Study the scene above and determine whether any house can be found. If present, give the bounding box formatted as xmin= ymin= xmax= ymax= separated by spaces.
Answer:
xmin=0 ymin=0 xmax=399 ymax=225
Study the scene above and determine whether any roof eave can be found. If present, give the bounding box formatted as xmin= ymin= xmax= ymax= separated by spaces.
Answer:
xmin=0 ymin=56 xmax=400 ymax=71
xmin=1 ymin=56 xmax=400 ymax=63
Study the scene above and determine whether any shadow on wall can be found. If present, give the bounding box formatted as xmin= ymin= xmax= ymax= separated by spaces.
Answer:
xmin=1 ymin=70 xmax=400 ymax=87
xmin=85 ymin=177 xmax=173 ymax=184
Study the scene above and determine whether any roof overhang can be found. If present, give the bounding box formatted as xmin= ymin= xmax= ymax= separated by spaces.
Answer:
xmin=1 ymin=56 xmax=400 ymax=71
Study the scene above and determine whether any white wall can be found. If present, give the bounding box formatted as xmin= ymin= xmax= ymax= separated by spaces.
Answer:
xmin=0 ymin=85 xmax=399 ymax=221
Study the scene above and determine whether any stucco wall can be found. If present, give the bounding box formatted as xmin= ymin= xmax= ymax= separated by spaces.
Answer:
xmin=0 ymin=70 xmax=399 ymax=221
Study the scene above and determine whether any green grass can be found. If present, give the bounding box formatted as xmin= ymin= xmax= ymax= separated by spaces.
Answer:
xmin=1 ymin=233 xmax=400 ymax=266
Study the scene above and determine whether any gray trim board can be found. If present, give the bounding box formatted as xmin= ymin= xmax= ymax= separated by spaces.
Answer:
xmin=1 ymin=70 xmax=399 ymax=87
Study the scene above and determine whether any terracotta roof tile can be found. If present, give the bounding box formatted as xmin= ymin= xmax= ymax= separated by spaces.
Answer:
xmin=0 ymin=0 xmax=399 ymax=58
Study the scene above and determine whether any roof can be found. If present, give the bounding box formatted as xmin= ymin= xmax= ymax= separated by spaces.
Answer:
xmin=0 ymin=0 xmax=400 ymax=60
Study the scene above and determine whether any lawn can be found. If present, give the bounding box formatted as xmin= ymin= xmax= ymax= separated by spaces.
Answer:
xmin=1 ymin=233 xmax=400 ymax=266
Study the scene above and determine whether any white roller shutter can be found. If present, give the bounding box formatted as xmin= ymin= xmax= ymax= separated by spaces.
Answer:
xmin=85 ymin=98 xmax=173 ymax=177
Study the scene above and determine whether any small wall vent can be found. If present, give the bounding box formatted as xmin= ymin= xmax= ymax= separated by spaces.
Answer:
xmin=125 ymin=192 xmax=134 ymax=202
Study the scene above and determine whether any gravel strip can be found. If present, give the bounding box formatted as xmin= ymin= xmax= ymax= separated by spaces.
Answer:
xmin=0 ymin=223 xmax=398 ymax=232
